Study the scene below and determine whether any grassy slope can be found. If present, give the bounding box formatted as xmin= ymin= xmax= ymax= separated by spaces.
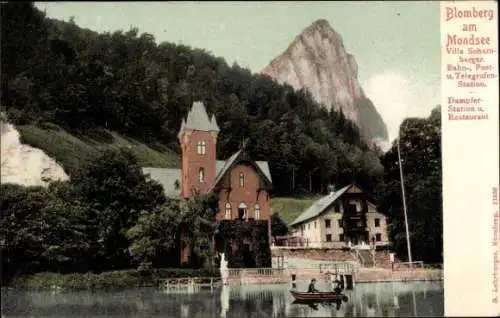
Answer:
xmin=270 ymin=196 xmax=320 ymax=225
xmin=17 ymin=124 xmax=180 ymax=174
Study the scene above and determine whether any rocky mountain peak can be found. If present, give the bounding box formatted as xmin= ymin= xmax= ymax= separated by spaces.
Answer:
xmin=262 ymin=19 xmax=388 ymax=146
xmin=302 ymin=19 xmax=338 ymax=39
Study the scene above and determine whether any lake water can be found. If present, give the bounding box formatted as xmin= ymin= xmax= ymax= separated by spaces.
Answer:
xmin=1 ymin=280 xmax=443 ymax=317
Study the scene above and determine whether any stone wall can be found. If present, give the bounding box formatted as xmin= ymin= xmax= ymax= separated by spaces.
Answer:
xmin=221 ymin=267 xmax=443 ymax=285
xmin=272 ymin=247 xmax=395 ymax=266
xmin=355 ymin=268 xmax=443 ymax=283
xmin=373 ymin=250 xmax=394 ymax=268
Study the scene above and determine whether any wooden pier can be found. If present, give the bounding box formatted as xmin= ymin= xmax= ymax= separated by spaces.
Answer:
xmin=317 ymin=262 xmax=357 ymax=290
xmin=158 ymin=277 xmax=221 ymax=292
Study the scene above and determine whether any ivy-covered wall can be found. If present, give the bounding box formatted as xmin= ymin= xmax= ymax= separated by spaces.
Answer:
xmin=215 ymin=220 xmax=271 ymax=268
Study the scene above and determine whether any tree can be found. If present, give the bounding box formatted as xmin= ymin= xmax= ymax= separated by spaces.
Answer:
xmin=39 ymin=191 xmax=95 ymax=273
xmin=178 ymin=193 xmax=219 ymax=268
xmin=71 ymin=147 xmax=166 ymax=271
xmin=271 ymin=213 xmax=289 ymax=240
xmin=127 ymin=200 xmax=181 ymax=271
xmin=380 ymin=106 xmax=442 ymax=263
xmin=0 ymin=184 xmax=49 ymax=283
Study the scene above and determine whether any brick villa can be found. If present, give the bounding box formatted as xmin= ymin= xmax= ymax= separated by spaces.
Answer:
xmin=143 ymin=101 xmax=273 ymax=264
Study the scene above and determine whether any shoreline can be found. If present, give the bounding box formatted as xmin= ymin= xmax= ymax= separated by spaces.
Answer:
xmin=224 ymin=267 xmax=443 ymax=285
xmin=5 ymin=267 xmax=442 ymax=290
xmin=355 ymin=277 xmax=443 ymax=284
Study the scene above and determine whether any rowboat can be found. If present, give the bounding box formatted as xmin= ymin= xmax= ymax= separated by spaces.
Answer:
xmin=290 ymin=290 xmax=348 ymax=302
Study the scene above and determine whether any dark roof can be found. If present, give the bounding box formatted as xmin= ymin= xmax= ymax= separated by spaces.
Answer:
xmin=143 ymin=152 xmax=272 ymax=198
xmin=289 ymin=185 xmax=351 ymax=227
xmin=289 ymin=184 xmax=380 ymax=227
xmin=177 ymin=101 xmax=219 ymax=138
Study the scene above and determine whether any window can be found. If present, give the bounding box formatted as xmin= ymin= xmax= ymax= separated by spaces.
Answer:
xmin=198 ymin=167 xmax=205 ymax=183
xmin=326 ymin=234 xmax=332 ymax=242
xmin=314 ymin=221 xmax=317 ymax=229
xmin=339 ymin=234 xmax=344 ymax=241
xmin=197 ymin=141 xmax=207 ymax=155
xmin=308 ymin=223 xmax=310 ymax=230
xmin=325 ymin=219 xmax=331 ymax=228
xmin=347 ymin=203 xmax=357 ymax=214
xmin=239 ymin=172 xmax=245 ymax=187
xmin=238 ymin=202 xmax=247 ymax=219
xmin=225 ymin=203 xmax=231 ymax=219
xmin=334 ymin=203 xmax=341 ymax=213
xmin=375 ymin=233 xmax=382 ymax=242
xmin=338 ymin=220 xmax=343 ymax=228
xmin=350 ymin=200 xmax=361 ymax=212
xmin=374 ymin=218 xmax=380 ymax=227
xmin=254 ymin=204 xmax=260 ymax=219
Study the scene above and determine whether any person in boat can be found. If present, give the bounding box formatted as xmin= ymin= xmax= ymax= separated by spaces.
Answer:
xmin=328 ymin=273 xmax=343 ymax=294
xmin=333 ymin=278 xmax=343 ymax=294
xmin=307 ymin=278 xmax=320 ymax=293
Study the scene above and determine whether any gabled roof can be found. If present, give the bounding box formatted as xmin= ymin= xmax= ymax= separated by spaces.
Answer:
xmin=213 ymin=149 xmax=272 ymax=187
xmin=289 ymin=184 xmax=352 ymax=227
xmin=142 ymin=167 xmax=181 ymax=197
xmin=217 ymin=158 xmax=271 ymax=185
xmin=214 ymin=150 xmax=241 ymax=185
xmin=143 ymin=152 xmax=272 ymax=198
xmin=177 ymin=101 xmax=219 ymax=138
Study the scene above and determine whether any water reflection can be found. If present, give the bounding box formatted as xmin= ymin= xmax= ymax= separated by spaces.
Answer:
xmin=1 ymin=281 xmax=443 ymax=317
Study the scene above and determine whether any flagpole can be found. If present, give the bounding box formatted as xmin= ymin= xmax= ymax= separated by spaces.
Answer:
xmin=396 ymin=124 xmax=413 ymax=266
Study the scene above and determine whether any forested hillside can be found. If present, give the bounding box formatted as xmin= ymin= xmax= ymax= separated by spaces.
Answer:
xmin=2 ymin=3 xmax=384 ymax=196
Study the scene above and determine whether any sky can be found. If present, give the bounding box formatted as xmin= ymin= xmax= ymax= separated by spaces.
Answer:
xmin=36 ymin=1 xmax=441 ymax=142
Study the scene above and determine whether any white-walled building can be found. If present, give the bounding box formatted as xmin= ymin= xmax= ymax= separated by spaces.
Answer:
xmin=288 ymin=184 xmax=390 ymax=249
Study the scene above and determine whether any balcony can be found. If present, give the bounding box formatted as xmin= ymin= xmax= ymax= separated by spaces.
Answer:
xmin=343 ymin=223 xmax=367 ymax=232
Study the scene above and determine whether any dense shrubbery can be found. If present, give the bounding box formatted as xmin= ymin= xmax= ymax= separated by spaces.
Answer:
xmin=0 ymin=148 xmax=221 ymax=285
xmin=216 ymin=220 xmax=272 ymax=268
xmin=9 ymin=268 xmax=221 ymax=290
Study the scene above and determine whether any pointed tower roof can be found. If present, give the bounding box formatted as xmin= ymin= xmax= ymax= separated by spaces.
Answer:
xmin=177 ymin=118 xmax=186 ymax=139
xmin=178 ymin=101 xmax=219 ymax=138
xmin=210 ymin=114 xmax=220 ymax=131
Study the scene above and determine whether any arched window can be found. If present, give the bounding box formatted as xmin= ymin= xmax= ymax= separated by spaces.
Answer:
xmin=238 ymin=202 xmax=247 ymax=220
xmin=197 ymin=141 xmax=207 ymax=154
xmin=254 ymin=204 xmax=260 ymax=219
xmin=225 ymin=203 xmax=231 ymax=219
xmin=199 ymin=167 xmax=205 ymax=183
xmin=239 ymin=172 xmax=245 ymax=187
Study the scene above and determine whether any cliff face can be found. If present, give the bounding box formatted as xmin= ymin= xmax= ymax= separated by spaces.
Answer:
xmin=1 ymin=122 xmax=69 ymax=186
xmin=262 ymin=19 xmax=388 ymax=144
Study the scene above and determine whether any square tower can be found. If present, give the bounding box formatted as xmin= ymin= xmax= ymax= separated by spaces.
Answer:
xmin=177 ymin=101 xmax=220 ymax=198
